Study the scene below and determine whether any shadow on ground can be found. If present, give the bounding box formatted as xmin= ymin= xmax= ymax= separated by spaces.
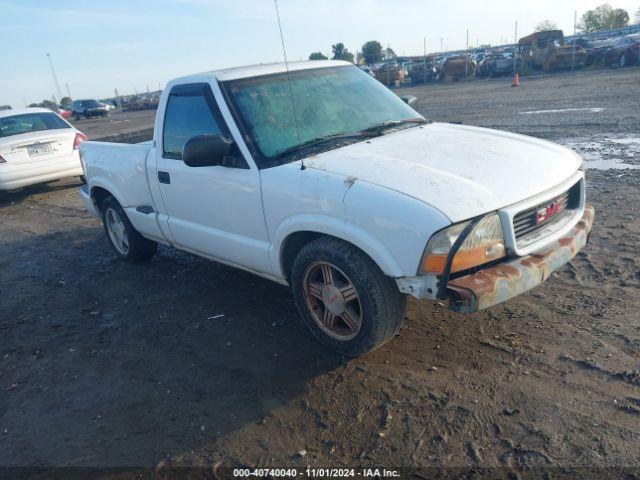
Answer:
xmin=1 ymin=221 xmax=346 ymax=466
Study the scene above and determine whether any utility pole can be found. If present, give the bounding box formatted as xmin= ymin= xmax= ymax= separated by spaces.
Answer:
xmin=571 ymin=10 xmax=577 ymax=72
xmin=115 ymin=89 xmax=122 ymax=111
xmin=45 ymin=53 xmax=63 ymax=101
xmin=465 ymin=29 xmax=469 ymax=80
xmin=65 ymin=83 xmax=71 ymax=99
xmin=440 ymin=38 xmax=443 ymax=53
xmin=513 ymin=21 xmax=518 ymax=77
xmin=423 ymin=36 xmax=427 ymax=84
xmin=386 ymin=43 xmax=390 ymax=87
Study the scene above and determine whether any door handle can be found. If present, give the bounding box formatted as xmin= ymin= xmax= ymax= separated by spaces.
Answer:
xmin=158 ymin=171 xmax=170 ymax=184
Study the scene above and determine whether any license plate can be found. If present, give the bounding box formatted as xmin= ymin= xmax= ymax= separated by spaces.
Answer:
xmin=27 ymin=143 xmax=53 ymax=157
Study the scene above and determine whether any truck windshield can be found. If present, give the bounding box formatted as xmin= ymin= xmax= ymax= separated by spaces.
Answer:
xmin=223 ymin=65 xmax=421 ymax=166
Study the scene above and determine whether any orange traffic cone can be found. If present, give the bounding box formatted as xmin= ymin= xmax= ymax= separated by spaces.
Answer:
xmin=512 ymin=73 xmax=520 ymax=87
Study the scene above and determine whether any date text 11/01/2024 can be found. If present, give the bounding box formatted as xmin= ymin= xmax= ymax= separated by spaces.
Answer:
xmin=232 ymin=468 xmax=401 ymax=477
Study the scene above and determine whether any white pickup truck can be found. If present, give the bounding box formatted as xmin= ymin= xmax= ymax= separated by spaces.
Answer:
xmin=80 ymin=60 xmax=594 ymax=356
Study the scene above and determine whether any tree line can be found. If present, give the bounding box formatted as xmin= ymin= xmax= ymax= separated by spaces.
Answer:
xmin=536 ymin=3 xmax=639 ymax=34
xmin=309 ymin=40 xmax=396 ymax=65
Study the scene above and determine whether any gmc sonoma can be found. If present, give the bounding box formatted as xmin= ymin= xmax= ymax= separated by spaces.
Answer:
xmin=79 ymin=60 xmax=594 ymax=356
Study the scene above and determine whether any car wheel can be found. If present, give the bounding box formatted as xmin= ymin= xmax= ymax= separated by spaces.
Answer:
xmin=291 ymin=237 xmax=406 ymax=357
xmin=101 ymin=196 xmax=157 ymax=263
xmin=619 ymin=53 xmax=627 ymax=68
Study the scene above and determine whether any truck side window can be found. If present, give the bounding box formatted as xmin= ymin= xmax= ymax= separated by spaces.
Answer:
xmin=163 ymin=88 xmax=222 ymax=159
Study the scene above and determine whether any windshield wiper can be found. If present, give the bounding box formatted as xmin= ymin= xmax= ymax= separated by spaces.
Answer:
xmin=270 ymin=118 xmax=429 ymax=163
xmin=271 ymin=131 xmax=377 ymax=162
xmin=359 ymin=117 xmax=429 ymax=134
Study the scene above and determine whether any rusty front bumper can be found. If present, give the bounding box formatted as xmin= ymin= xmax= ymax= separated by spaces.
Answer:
xmin=447 ymin=205 xmax=594 ymax=313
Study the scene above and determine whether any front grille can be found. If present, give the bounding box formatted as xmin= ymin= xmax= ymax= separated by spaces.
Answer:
xmin=513 ymin=181 xmax=581 ymax=246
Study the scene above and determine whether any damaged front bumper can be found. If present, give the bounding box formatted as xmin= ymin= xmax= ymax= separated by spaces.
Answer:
xmin=446 ymin=204 xmax=594 ymax=313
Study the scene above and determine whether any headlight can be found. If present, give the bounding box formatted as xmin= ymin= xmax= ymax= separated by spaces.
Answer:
xmin=420 ymin=213 xmax=506 ymax=274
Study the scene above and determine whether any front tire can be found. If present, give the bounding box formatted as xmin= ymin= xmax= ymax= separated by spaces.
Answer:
xmin=101 ymin=196 xmax=157 ymax=263
xmin=291 ymin=237 xmax=406 ymax=357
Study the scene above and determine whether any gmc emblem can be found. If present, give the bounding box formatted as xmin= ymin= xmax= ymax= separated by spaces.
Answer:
xmin=536 ymin=200 xmax=563 ymax=224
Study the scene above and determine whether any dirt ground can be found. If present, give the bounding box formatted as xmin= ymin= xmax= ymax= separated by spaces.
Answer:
xmin=1 ymin=67 xmax=640 ymax=472
xmin=70 ymin=109 xmax=156 ymax=143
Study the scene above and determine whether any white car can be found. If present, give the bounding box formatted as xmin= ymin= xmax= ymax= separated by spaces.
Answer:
xmin=79 ymin=60 xmax=594 ymax=356
xmin=0 ymin=108 xmax=87 ymax=190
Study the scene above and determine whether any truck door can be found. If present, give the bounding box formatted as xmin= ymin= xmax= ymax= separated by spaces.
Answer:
xmin=155 ymin=82 xmax=271 ymax=275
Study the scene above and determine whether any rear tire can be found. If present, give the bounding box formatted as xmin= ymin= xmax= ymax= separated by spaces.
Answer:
xmin=291 ymin=237 xmax=406 ymax=357
xmin=619 ymin=53 xmax=628 ymax=68
xmin=101 ymin=196 xmax=157 ymax=263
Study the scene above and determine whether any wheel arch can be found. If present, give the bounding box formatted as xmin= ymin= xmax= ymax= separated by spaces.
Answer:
xmin=90 ymin=185 xmax=112 ymax=213
xmin=89 ymin=179 xmax=127 ymax=213
xmin=274 ymin=216 xmax=406 ymax=284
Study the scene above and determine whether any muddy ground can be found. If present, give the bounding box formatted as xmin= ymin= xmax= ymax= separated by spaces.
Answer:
xmin=1 ymin=67 xmax=639 ymax=472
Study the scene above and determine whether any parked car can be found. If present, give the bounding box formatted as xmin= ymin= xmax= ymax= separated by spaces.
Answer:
xmin=71 ymin=99 xmax=108 ymax=120
xmin=358 ymin=66 xmax=375 ymax=76
xmin=79 ymin=60 xmax=594 ymax=356
xmin=476 ymin=53 xmax=521 ymax=78
xmin=602 ymin=34 xmax=640 ymax=67
xmin=58 ymin=107 xmax=72 ymax=119
xmin=568 ymin=38 xmax=614 ymax=66
xmin=409 ymin=59 xmax=440 ymax=83
xmin=0 ymin=108 xmax=86 ymax=190
xmin=100 ymin=101 xmax=115 ymax=112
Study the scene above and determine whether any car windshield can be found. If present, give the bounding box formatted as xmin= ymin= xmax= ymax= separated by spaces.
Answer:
xmin=223 ymin=65 xmax=421 ymax=165
xmin=81 ymin=100 xmax=101 ymax=107
xmin=0 ymin=112 xmax=69 ymax=138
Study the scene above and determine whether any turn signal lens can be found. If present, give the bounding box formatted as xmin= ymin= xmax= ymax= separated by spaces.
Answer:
xmin=421 ymin=213 xmax=506 ymax=274
xmin=74 ymin=132 xmax=88 ymax=149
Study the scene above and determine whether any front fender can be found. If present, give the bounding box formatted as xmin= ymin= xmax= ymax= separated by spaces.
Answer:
xmin=343 ymin=180 xmax=451 ymax=277
xmin=270 ymin=214 xmax=407 ymax=279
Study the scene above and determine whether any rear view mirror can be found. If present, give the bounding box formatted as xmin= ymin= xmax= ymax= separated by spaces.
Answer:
xmin=183 ymin=134 xmax=234 ymax=167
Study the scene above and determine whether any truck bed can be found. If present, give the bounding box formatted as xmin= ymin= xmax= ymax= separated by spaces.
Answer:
xmin=80 ymin=140 xmax=168 ymax=243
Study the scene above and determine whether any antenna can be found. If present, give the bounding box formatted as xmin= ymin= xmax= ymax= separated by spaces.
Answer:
xmin=273 ymin=0 xmax=305 ymax=170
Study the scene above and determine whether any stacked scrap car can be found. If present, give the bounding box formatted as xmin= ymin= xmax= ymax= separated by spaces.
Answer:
xmin=374 ymin=62 xmax=406 ymax=86
xmin=442 ymin=55 xmax=475 ymax=80
xmin=602 ymin=34 xmax=640 ymax=67
xmin=519 ymin=30 xmax=587 ymax=72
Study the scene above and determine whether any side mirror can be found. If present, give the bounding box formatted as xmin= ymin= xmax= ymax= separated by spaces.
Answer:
xmin=183 ymin=134 xmax=234 ymax=167
xmin=401 ymin=95 xmax=418 ymax=106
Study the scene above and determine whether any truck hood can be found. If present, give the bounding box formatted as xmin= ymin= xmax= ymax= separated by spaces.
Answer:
xmin=305 ymin=122 xmax=582 ymax=222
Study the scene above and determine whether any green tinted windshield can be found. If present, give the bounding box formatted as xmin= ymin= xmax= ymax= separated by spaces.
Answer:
xmin=223 ymin=65 xmax=419 ymax=163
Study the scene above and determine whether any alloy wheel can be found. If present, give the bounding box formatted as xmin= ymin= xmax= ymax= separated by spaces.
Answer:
xmin=105 ymin=208 xmax=129 ymax=255
xmin=302 ymin=261 xmax=363 ymax=341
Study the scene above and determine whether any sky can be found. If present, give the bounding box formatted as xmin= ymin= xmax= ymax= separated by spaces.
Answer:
xmin=1 ymin=0 xmax=638 ymax=107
